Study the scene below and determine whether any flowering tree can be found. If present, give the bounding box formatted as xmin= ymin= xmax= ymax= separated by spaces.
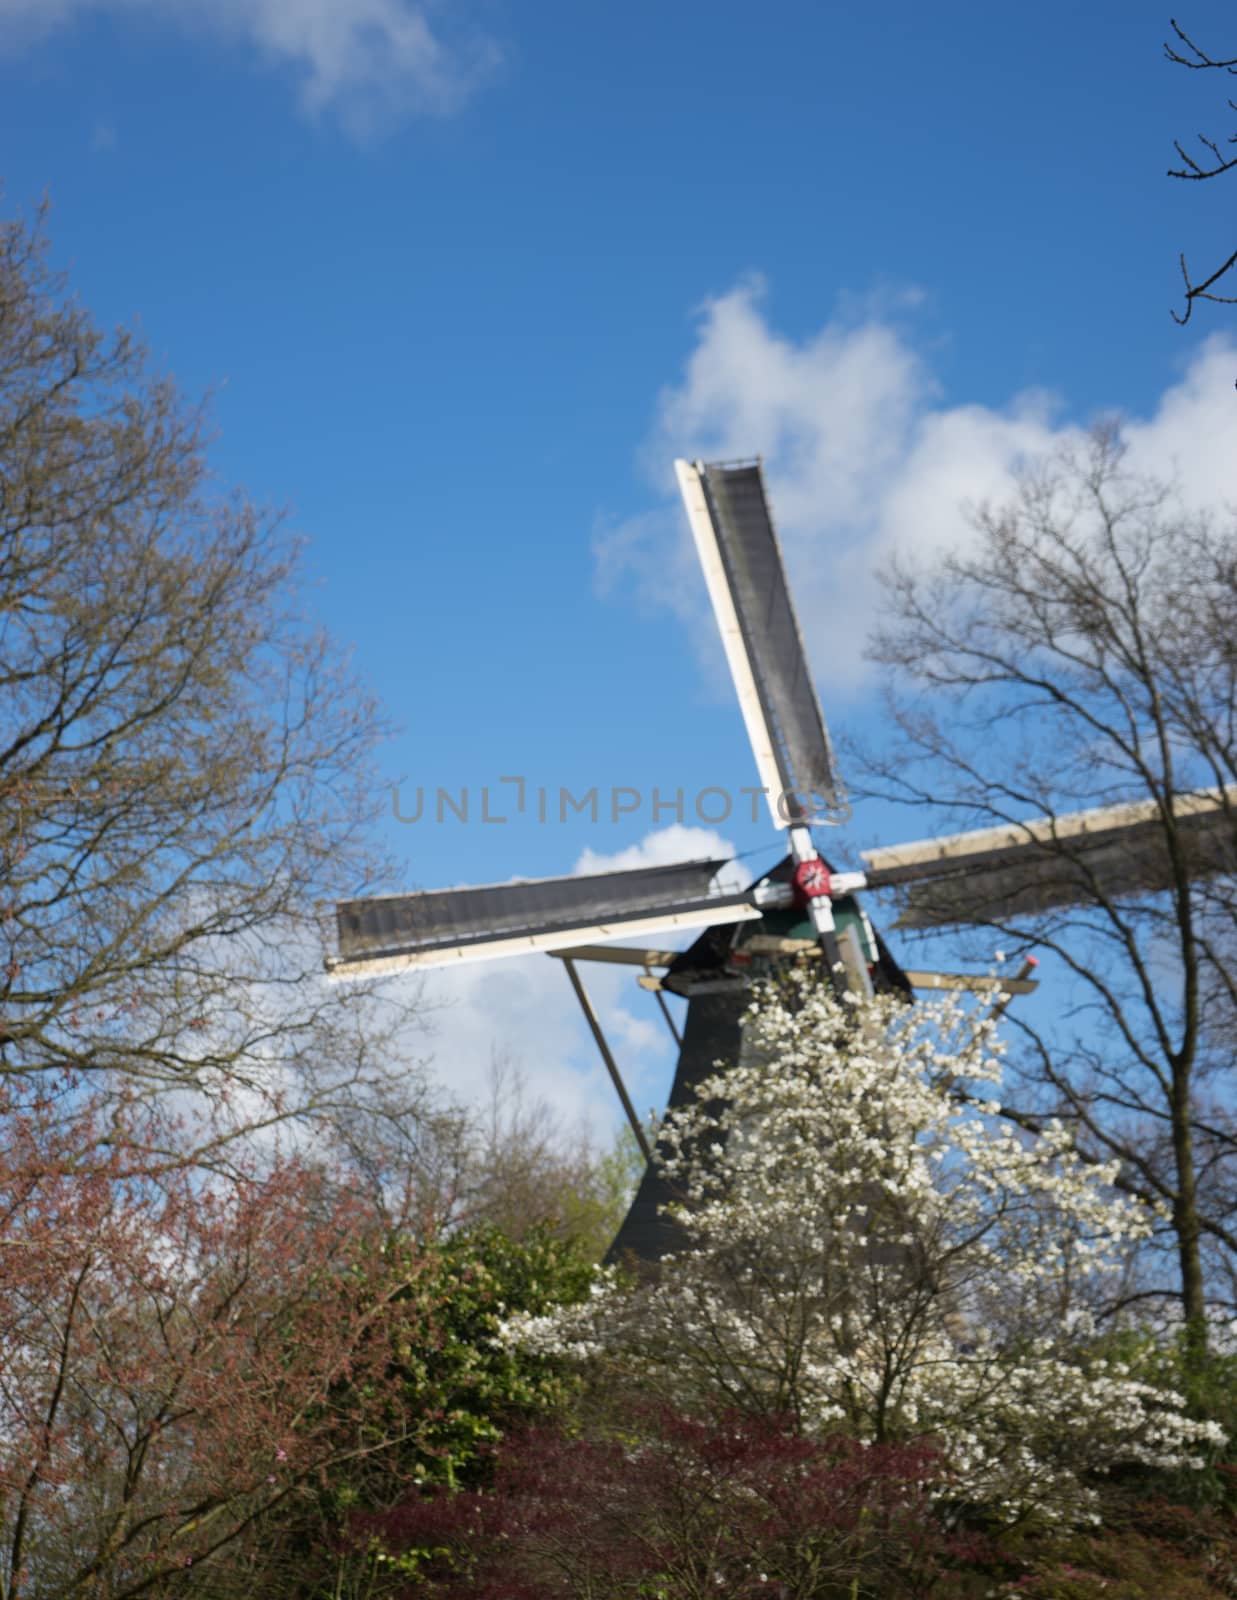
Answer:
xmin=0 ymin=1081 xmax=590 ymax=1599
xmin=504 ymin=978 xmax=1223 ymax=1523
xmin=0 ymin=1082 xmax=418 ymax=1599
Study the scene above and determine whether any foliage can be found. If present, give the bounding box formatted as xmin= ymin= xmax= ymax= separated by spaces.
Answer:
xmin=0 ymin=1072 xmax=597 ymax=1600
xmin=367 ymin=1405 xmax=987 ymax=1600
xmin=980 ymin=1497 xmax=1237 ymax=1598
xmin=449 ymin=1054 xmax=647 ymax=1260
xmin=1083 ymin=1325 xmax=1237 ymax=1509
xmin=504 ymin=978 xmax=1223 ymax=1524
xmin=581 ymin=1117 xmax=651 ymax=1253
xmin=385 ymin=1220 xmax=601 ymax=1491
xmin=0 ymin=1079 xmax=445 ymax=1600
xmin=218 ymin=1221 xmax=596 ymax=1598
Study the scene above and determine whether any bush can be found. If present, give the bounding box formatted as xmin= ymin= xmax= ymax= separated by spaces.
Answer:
xmin=368 ymin=1404 xmax=991 ymax=1599
xmin=229 ymin=1222 xmax=597 ymax=1598
xmin=981 ymin=1499 xmax=1237 ymax=1598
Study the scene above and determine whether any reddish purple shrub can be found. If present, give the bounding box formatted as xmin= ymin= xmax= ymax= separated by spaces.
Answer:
xmin=364 ymin=1405 xmax=989 ymax=1599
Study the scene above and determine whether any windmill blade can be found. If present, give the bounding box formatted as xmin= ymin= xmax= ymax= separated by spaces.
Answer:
xmin=861 ymin=786 xmax=1237 ymax=928
xmin=329 ymin=857 xmax=761 ymax=976
xmin=676 ymin=458 xmax=845 ymax=829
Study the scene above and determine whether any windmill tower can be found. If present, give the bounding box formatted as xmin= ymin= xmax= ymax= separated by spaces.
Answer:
xmin=329 ymin=459 xmax=1236 ymax=1261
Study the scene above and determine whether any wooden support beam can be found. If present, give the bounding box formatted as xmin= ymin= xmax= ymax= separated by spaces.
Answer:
xmin=984 ymin=958 xmax=1040 ymax=1021
xmin=550 ymin=944 xmax=682 ymax=968
xmin=629 ymin=957 xmax=1038 ymax=999
xmin=561 ymin=957 xmax=653 ymax=1165
xmin=957 ymin=959 xmax=1040 ymax=1064
xmin=646 ymin=964 xmax=683 ymax=1047
xmin=903 ymin=970 xmax=1038 ymax=996
xmin=742 ymin=934 xmax=819 ymax=955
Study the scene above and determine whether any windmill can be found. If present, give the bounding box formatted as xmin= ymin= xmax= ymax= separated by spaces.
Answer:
xmin=329 ymin=459 xmax=1237 ymax=1262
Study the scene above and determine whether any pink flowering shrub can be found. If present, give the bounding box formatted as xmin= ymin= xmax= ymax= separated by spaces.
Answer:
xmin=0 ymin=1078 xmax=451 ymax=1598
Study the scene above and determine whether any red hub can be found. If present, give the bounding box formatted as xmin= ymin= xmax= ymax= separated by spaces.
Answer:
xmin=791 ymin=857 xmax=832 ymax=905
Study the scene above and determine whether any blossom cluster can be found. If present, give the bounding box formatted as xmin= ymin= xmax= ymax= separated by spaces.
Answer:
xmin=501 ymin=978 xmax=1223 ymax=1521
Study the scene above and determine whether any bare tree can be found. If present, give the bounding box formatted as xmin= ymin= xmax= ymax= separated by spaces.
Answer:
xmin=0 ymin=200 xmax=426 ymax=1159
xmin=859 ymin=429 xmax=1237 ymax=1345
xmin=445 ymin=1049 xmax=645 ymax=1257
xmin=1166 ymin=19 xmax=1237 ymax=323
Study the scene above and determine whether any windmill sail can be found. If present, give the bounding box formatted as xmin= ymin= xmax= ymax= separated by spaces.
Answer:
xmin=861 ymin=786 xmax=1237 ymax=928
xmin=330 ymin=857 xmax=760 ymax=975
xmin=676 ymin=459 xmax=845 ymax=829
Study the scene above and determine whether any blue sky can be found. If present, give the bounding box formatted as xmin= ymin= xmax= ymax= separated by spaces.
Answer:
xmin=4 ymin=0 xmax=1236 ymax=1133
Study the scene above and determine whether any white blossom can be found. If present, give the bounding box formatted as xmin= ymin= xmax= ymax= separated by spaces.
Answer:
xmin=501 ymin=978 xmax=1222 ymax=1522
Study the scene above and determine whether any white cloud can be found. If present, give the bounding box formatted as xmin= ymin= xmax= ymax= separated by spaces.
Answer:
xmin=1122 ymin=338 xmax=1237 ymax=506
xmin=600 ymin=280 xmax=1237 ymax=697
xmin=0 ymin=0 xmax=497 ymax=132
xmin=411 ymin=825 xmax=740 ymax=1142
xmin=574 ymin=821 xmax=739 ymax=883
xmin=413 ymin=951 xmax=622 ymax=1140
